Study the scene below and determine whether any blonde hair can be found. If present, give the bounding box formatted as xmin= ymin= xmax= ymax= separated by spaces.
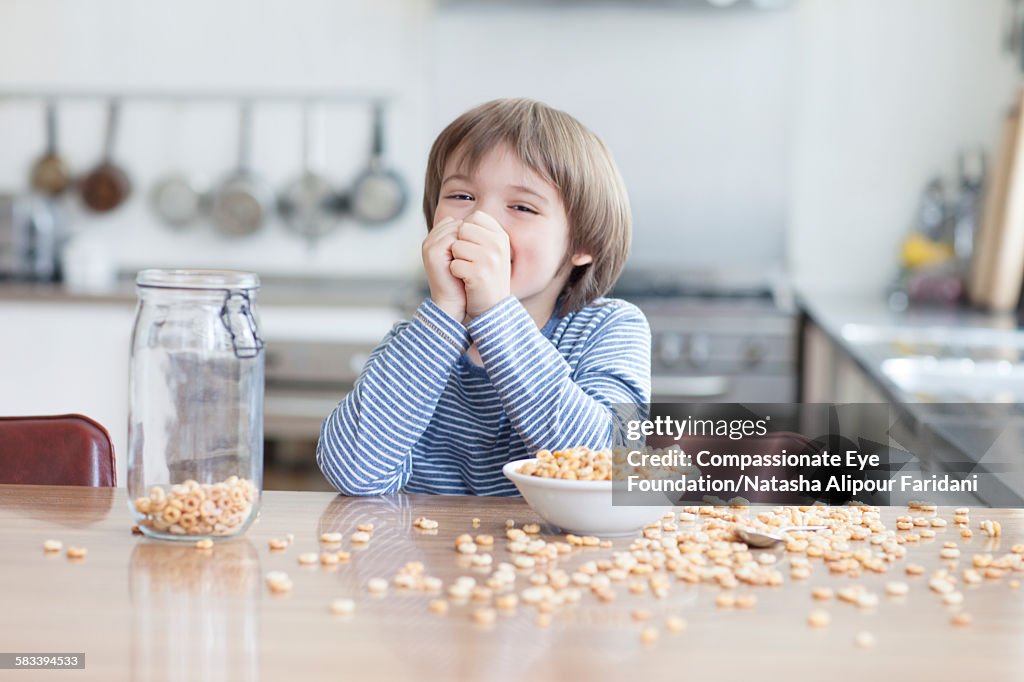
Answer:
xmin=422 ymin=98 xmax=632 ymax=315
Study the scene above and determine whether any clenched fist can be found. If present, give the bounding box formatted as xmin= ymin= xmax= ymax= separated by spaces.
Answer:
xmin=449 ymin=210 xmax=511 ymax=320
xmin=422 ymin=215 xmax=467 ymax=322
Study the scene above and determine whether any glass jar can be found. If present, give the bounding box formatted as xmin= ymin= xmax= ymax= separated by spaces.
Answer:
xmin=127 ymin=269 xmax=264 ymax=541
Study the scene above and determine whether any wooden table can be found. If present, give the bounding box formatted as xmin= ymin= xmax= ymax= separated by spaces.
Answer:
xmin=2 ymin=484 xmax=1023 ymax=682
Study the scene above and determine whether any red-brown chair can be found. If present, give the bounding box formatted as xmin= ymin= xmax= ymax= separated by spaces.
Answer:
xmin=0 ymin=414 xmax=116 ymax=486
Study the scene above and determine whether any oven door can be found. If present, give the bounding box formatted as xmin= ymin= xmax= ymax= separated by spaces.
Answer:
xmin=647 ymin=304 xmax=797 ymax=403
xmin=263 ymin=340 xmax=372 ymax=489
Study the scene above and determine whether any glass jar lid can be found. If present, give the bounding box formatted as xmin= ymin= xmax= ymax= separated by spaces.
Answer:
xmin=136 ymin=269 xmax=260 ymax=290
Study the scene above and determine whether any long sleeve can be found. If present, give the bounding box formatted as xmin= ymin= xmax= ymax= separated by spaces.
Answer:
xmin=316 ymin=299 xmax=470 ymax=495
xmin=466 ymin=296 xmax=651 ymax=453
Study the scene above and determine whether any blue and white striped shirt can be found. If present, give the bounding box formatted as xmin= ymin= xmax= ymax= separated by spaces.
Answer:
xmin=316 ymin=295 xmax=651 ymax=495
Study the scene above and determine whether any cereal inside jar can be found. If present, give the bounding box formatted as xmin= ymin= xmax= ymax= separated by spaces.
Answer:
xmin=132 ymin=476 xmax=259 ymax=539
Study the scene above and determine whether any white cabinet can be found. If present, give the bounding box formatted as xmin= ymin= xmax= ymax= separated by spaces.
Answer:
xmin=0 ymin=301 xmax=136 ymax=485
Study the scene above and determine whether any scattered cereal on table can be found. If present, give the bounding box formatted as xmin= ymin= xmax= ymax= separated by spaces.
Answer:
xmin=266 ymin=571 xmax=292 ymax=594
xmin=472 ymin=608 xmax=496 ymax=626
xmin=665 ymin=615 xmax=687 ymax=633
xmin=807 ymin=610 xmax=831 ymax=628
xmin=329 ymin=598 xmax=355 ymax=616
xmin=951 ymin=613 xmax=972 ymax=627
xmin=854 ymin=632 xmax=876 ymax=649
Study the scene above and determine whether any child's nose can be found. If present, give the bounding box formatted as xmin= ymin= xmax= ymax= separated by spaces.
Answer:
xmin=479 ymin=199 xmax=500 ymax=215
xmin=468 ymin=208 xmax=507 ymax=232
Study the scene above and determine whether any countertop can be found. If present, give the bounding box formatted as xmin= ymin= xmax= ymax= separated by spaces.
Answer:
xmin=797 ymin=291 xmax=1024 ymax=506
xmin=3 ymin=485 xmax=1023 ymax=681
xmin=0 ymin=276 xmax=421 ymax=345
xmin=0 ymin=275 xmax=423 ymax=310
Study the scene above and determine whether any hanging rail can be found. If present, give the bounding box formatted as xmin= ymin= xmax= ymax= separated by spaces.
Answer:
xmin=0 ymin=89 xmax=393 ymax=106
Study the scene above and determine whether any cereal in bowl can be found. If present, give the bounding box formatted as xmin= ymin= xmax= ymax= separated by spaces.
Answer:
xmin=518 ymin=447 xmax=613 ymax=481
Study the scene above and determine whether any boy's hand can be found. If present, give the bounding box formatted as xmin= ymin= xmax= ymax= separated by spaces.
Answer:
xmin=449 ymin=211 xmax=512 ymax=320
xmin=422 ymin=216 xmax=466 ymax=322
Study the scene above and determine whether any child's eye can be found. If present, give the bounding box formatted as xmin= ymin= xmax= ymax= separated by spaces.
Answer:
xmin=510 ymin=204 xmax=538 ymax=214
xmin=446 ymin=193 xmax=474 ymax=201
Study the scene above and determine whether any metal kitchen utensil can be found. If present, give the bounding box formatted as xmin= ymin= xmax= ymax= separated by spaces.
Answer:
xmin=149 ymin=106 xmax=205 ymax=229
xmin=1018 ymin=1 xmax=1024 ymax=76
xmin=29 ymin=100 xmax=72 ymax=196
xmin=952 ymin=147 xmax=986 ymax=265
xmin=734 ymin=525 xmax=828 ymax=549
xmin=211 ymin=102 xmax=274 ymax=236
xmin=915 ymin=177 xmax=949 ymax=241
xmin=80 ymin=99 xmax=132 ymax=212
xmin=277 ymin=103 xmax=339 ymax=245
xmin=150 ymin=173 xmax=205 ymax=229
xmin=0 ymin=193 xmax=60 ymax=281
xmin=1007 ymin=0 xmax=1022 ymax=54
xmin=348 ymin=101 xmax=407 ymax=225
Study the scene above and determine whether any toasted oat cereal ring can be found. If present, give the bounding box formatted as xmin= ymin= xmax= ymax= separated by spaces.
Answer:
xmin=182 ymin=495 xmax=202 ymax=514
xmin=179 ymin=512 xmax=199 ymax=531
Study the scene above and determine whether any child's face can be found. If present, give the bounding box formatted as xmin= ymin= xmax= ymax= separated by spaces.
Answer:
xmin=434 ymin=142 xmax=592 ymax=313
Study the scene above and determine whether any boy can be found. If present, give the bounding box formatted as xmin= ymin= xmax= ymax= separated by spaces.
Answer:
xmin=317 ymin=98 xmax=651 ymax=495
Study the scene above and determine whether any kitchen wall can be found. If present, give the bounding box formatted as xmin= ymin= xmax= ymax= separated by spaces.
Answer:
xmin=0 ymin=0 xmax=1018 ymax=293
xmin=430 ymin=0 xmax=1020 ymax=293
xmin=430 ymin=1 xmax=796 ymax=279
xmin=790 ymin=0 xmax=1019 ymax=294
xmin=0 ymin=0 xmax=435 ymax=280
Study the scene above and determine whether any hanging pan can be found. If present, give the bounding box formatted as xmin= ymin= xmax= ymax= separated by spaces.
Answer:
xmin=278 ymin=102 xmax=339 ymax=245
xmin=211 ymin=102 xmax=274 ymax=236
xmin=347 ymin=101 xmax=407 ymax=225
xmin=80 ymin=99 xmax=132 ymax=212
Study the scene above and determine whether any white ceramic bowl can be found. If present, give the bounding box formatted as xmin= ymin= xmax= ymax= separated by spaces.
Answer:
xmin=503 ymin=458 xmax=671 ymax=537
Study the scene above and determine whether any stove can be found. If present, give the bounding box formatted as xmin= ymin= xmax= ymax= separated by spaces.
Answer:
xmin=611 ymin=270 xmax=797 ymax=402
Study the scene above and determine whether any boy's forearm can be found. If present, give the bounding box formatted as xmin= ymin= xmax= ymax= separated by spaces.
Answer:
xmin=317 ymin=299 xmax=470 ymax=495
xmin=467 ymin=297 xmax=650 ymax=452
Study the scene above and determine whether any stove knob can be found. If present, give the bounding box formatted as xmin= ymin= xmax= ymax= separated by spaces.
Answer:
xmin=742 ymin=339 xmax=766 ymax=368
xmin=687 ymin=332 xmax=711 ymax=368
xmin=657 ymin=333 xmax=684 ymax=367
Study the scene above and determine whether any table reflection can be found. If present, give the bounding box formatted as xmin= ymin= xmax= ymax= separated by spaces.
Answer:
xmin=130 ymin=539 xmax=260 ymax=681
xmin=0 ymin=484 xmax=114 ymax=527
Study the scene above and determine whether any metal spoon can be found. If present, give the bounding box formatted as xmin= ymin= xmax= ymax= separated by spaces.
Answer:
xmin=734 ymin=525 xmax=828 ymax=548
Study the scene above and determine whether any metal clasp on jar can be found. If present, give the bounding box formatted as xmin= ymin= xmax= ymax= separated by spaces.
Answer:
xmin=219 ymin=289 xmax=265 ymax=359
